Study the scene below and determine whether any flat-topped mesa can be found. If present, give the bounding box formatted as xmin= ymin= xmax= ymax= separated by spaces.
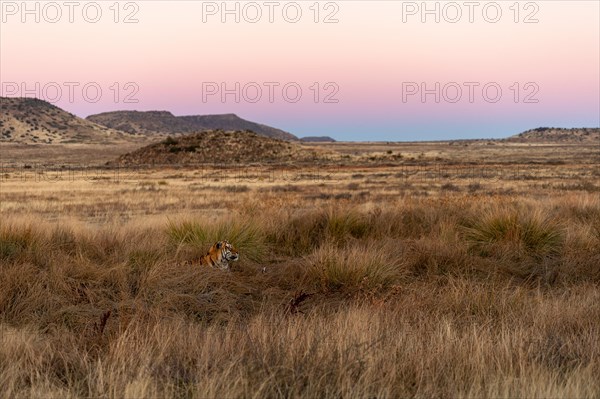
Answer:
xmin=87 ymin=110 xmax=298 ymax=141
xmin=301 ymin=136 xmax=336 ymax=143
xmin=506 ymin=127 xmax=600 ymax=143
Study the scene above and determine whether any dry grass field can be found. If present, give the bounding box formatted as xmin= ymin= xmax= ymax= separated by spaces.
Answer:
xmin=1 ymin=140 xmax=599 ymax=398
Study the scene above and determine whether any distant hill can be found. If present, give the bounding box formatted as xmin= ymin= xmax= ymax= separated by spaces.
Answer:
xmin=87 ymin=111 xmax=298 ymax=141
xmin=0 ymin=97 xmax=140 ymax=144
xmin=114 ymin=130 xmax=335 ymax=165
xmin=301 ymin=136 xmax=336 ymax=142
xmin=507 ymin=127 xmax=600 ymax=143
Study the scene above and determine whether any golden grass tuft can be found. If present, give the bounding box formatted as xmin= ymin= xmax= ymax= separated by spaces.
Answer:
xmin=0 ymin=222 xmax=41 ymax=261
xmin=305 ymin=240 xmax=409 ymax=293
xmin=463 ymin=208 xmax=565 ymax=259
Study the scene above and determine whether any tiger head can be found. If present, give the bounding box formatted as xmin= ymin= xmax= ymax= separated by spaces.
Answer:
xmin=201 ymin=240 xmax=239 ymax=271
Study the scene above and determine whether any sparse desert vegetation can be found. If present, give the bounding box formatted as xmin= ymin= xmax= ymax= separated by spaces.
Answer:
xmin=1 ymin=141 xmax=599 ymax=398
xmin=0 ymin=97 xmax=143 ymax=145
xmin=114 ymin=130 xmax=337 ymax=165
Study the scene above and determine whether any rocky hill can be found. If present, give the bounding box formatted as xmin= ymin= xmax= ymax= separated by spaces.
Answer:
xmin=87 ymin=111 xmax=297 ymax=141
xmin=115 ymin=130 xmax=336 ymax=165
xmin=0 ymin=97 xmax=140 ymax=144
xmin=507 ymin=127 xmax=599 ymax=143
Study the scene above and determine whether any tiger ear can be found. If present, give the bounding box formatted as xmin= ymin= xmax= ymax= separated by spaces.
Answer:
xmin=215 ymin=241 xmax=222 ymax=249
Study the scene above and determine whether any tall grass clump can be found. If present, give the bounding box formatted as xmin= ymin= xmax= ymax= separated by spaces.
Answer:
xmin=269 ymin=206 xmax=372 ymax=256
xmin=49 ymin=225 xmax=78 ymax=256
xmin=270 ymin=202 xmax=467 ymax=258
xmin=305 ymin=241 xmax=408 ymax=293
xmin=0 ymin=223 xmax=40 ymax=261
xmin=166 ymin=218 xmax=268 ymax=263
xmin=463 ymin=208 xmax=564 ymax=260
xmin=266 ymin=210 xmax=326 ymax=256
xmin=325 ymin=206 xmax=372 ymax=243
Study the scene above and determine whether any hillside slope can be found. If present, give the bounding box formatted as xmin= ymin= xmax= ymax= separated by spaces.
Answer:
xmin=115 ymin=130 xmax=335 ymax=165
xmin=0 ymin=97 xmax=140 ymax=144
xmin=507 ymin=127 xmax=599 ymax=143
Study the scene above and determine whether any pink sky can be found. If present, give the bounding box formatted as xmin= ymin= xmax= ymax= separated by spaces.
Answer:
xmin=1 ymin=1 xmax=598 ymax=140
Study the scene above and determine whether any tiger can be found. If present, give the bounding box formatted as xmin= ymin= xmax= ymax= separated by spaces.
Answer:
xmin=196 ymin=240 xmax=239 ymax=271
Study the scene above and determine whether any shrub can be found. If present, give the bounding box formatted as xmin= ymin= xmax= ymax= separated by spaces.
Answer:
xmin=221 ymin=185 xmax=250 ymax=193
xmin=468 ymin=182 xmax=483 ymax=192
xmin=163 ymin=136 xmax=178 ymax=146
xmin=441 ymin=183 xmax=460 ymax=192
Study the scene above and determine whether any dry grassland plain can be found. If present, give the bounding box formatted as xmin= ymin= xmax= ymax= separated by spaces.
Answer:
xmin=1 ymin=140 xmax=599 ymax=398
